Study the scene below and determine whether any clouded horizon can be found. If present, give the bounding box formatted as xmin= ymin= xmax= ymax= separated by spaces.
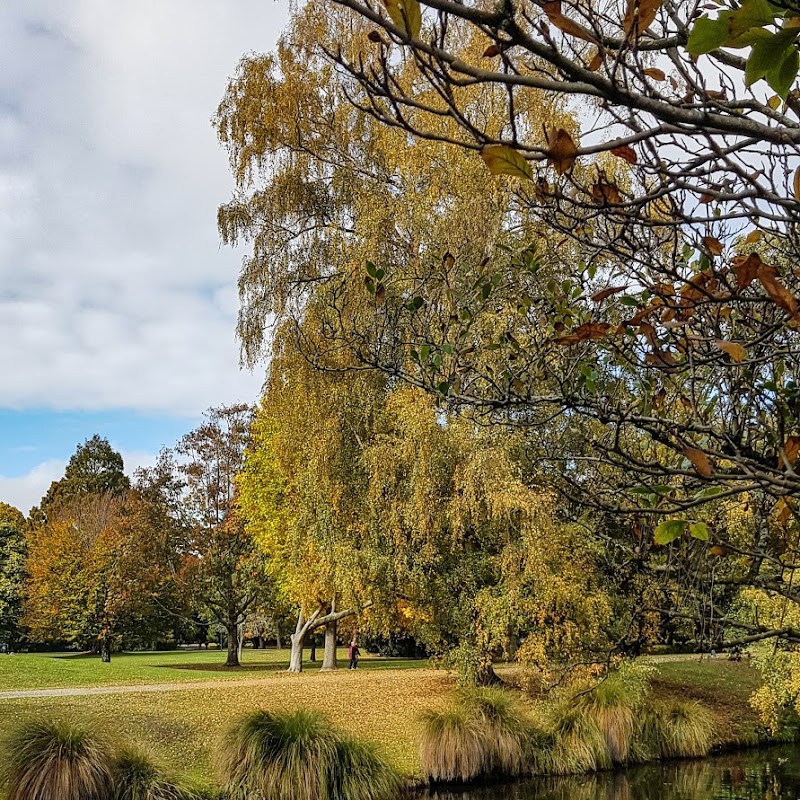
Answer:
xmin=0 ymin=1 xmax=288 ymax=512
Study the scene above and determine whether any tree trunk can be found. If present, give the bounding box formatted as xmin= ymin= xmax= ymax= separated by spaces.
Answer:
xmin=100 ymin=635 xmax=112 ymax=663
xmin=288 ymin=609 xmax=309 ymax=673
xmin=276 ymin=626 xmax=282 ymax=650
xmin=321 ymin=619 xmax=338 ymax=671
xmin=310 ymin=636 xmax=317 ymax=662
xmin=237 ymin=622 xmax=245 ymax=663
xmin=476 ymin=662 xmax=501 ymax=686
xmin=225 ymin=623 xmax=240 ymax=667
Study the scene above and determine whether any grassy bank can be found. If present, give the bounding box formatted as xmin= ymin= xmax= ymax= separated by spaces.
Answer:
xmin=0 ymin=654 xmax=786 ymax=789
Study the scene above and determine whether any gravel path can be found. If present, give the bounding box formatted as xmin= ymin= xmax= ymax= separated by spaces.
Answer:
xmin=0 ymin=676 xmax=287 ymax=700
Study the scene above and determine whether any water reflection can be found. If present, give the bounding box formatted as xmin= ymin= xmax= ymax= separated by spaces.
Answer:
xmin=420 ymin=745 xmax=800 ymax=800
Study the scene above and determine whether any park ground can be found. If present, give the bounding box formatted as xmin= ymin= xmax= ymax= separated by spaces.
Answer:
xmin=0 ymin=649 xmax=783 ymax=785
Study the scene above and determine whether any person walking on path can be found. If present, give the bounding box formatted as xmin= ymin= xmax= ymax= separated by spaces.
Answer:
xmin=348 ymin=637 xmax=360 ymax=670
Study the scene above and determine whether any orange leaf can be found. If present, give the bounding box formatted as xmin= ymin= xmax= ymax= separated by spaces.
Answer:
xmin=684 ymin=446 xmax=714 ymax=477
xmin=592 ymin=182 xmax=622 ymax=204
xmin=714 ymin=339 xmax=747 ymax=363
xmin=698 ymin=192 xmax=714 ymax=204
xmin=587 ymin=50 xmax=603 ymax=71
xmin=732 ymin=253 xmax=762 ymax=291
xmin=547 ymin=128 xmax=578 ymax=174
xmin=591 ymin=285 xmax=628 ymax=302
xmin=778 ymin=435 xmax=800 ymax=468
xmin=611 ymin=145 xmax=637 ymax=164
xmin=543 ymin=3 xmax=599 ymax=43
xmin=646 ymin=349 xmax=677 ymax=368
xmin=623 ymin=0 xmax=663 ymax=38
xmin=794 ymin=165 xmax=800 ymax=201
xmin=552 ymin=322 xmax=612 ymax=345
xmin=757 ymin=262 xmax=800 ymax=318
xmin=643 ymin=67 xmax=666 ymax=81
xmin=702 ymin=236 xmax=724 ymax=256
xmin=483 ymin=43 xmax=501 ymax=57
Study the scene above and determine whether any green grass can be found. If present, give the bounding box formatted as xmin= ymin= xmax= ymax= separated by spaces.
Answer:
xmin=648 ymin=657 xmax=775 ymax=748
xmin=0 ymin=649 xmax=425 ymax=692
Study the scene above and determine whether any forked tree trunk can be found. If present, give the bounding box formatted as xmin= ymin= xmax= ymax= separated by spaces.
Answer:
xmin=225 ymin=623 xmax=240 ymax=667
xmin=289 ymin=631 xmax=305 ymax=672
xmin=321 ymin=619 xmax=338 ymax=671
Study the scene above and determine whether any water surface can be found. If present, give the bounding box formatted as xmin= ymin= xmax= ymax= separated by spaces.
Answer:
xmin=420 ymin=744 xmax=800 ymax=800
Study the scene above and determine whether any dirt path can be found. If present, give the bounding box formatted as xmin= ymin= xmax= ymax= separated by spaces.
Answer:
xmin=0 ymin=675 xmax=302 ymax=700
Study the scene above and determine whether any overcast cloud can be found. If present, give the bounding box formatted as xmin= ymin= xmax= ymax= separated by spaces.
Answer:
xmin=0 ymin=1 xmax=288 ymax=413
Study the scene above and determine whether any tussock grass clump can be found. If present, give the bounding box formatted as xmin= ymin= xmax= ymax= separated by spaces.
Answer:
xmin=219 ymin=708 xmax=398 ymax=800
xmin=456 ymin=688 xmax=531 ymax=777
xmin=572 ymin=671 xmax=646 ymax=764
xmin=547 ymin=705 xmax=611 ymax=775
xmin=111 ymin=748 xmax=189 ymax=800
xmin=658 ymin=701 xmax=714 ymax=758
xmin=419 ymin=708 xmax=487 ymax=783
xmin=1 ymin=718 xmax=114 ymax=800
xmin=633 ymin=700 xmax=713 ymax=760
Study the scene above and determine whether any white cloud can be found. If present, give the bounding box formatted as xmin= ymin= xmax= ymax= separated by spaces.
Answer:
xmin=0 ymin=459 xmax=65 ymax=515
xmin=0 ymin=1 xmax=288 ymax=414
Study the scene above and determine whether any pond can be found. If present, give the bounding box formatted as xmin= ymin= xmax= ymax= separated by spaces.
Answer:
xmin=419 ymin=744 xmax=800 ymax=800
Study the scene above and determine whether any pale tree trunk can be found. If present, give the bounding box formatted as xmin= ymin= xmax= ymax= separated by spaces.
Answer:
xmin=321 ymin=619 xmax=338 ymax=671
xmin=237 ymin=621 xmax=245 ymax=663
xmin=276 ymin=627 xmax=282 ymax=649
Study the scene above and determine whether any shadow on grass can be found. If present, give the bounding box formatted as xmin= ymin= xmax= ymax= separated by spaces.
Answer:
xmin=159 ymin=658 xmax=427 ymax=673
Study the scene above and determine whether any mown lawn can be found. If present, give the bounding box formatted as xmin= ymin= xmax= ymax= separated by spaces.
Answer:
xmin=0 ymin=667 xmax=451 ymax=784
xmin=0 ymin=652 xmax=778 ymax=789
xmin=0 ymin=647 xmax=425 ymax=691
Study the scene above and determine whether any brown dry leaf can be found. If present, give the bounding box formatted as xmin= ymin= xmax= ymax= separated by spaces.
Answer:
xmin=592 ymin=182 xmax=622 ymax=204
xmin=623 ymin=0 xmax=663 ymax=38
xmin=611 ymin=145 xmax=637 ymax=164
xmin=709 ymin=545 xmax=726 ymax=556
xmin=714 ymin=339 xmax=747 ymax=363
xmin=483 ymin=43 xmax=501 ymax=57
xmin=543 ymin=3 xmax=599 ymax=43
xmin=684 ymin=446 xmax=714 ymax=477
xmin=368 ymin=30 xmax=387 ymax=43
xmin=547 ymin=128 xmax=578 ymax=174
xmin=757 ymin=262 xmax=800 ymax=318
xmin=775 ymin=497 xmax=794 ymax=525
xmin=702 ymin=236 xmax=724 ymax=256
xmin=643 ymin=67 xmax=666 ymax=81
xmin=777 ymin=435 xmax=800 ymax=467
xmin=591 ymin=285 xmax=628 ymax=302
xmin=794 ymin=165 xmax=800 ymax=201
xmin=645 ymin=349 xmax=677 ymax=368
xmin=552 ymin=322 xmax=612 ymax=344
xmin=732 ymin=252 xmax=762 ymax=291
xmin=698 ymin=192 xmax=715 ymax=204
xmin=442 ymin=252 xmax=455 ymax=270
xmin=587 ymin=49 xmax=603 ymax=71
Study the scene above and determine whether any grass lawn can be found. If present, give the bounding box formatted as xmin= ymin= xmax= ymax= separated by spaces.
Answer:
xmin=0 ymin=647 xmax=424 ymax=691
xmin=0 ymin=652 xmax=780 ymax=789
xmin=649 ymin=656 xmax=778 ymax=748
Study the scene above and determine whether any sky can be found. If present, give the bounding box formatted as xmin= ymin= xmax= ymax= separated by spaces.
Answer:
xmin=0 ymin=1 xmax=289 ymax=513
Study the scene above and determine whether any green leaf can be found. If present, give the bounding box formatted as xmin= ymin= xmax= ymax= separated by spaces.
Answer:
xmin=689 ymin=522 xmax=710 ymax=541
xmin=747 ymin=28 xmax=799 ymax=87
xmin=687 ymin=14 xmax=732 ymax=55
xmin=654 ymin=519 xmax=688 ymax=545
xmin=729 ymin=0 xmax=774 ymax=38
xmin=694 ymin=486 xmax=725 ymax=499
xmin=480 ymin=145 xmax=534 ymax=181
xmin=366 ymin=261 xmax=378 ymax=279
xmin=767 ymin=46 xmax=800 ymax=97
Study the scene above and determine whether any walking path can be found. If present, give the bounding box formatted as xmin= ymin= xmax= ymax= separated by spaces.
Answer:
xmin=0 ymin=676 xmax=294 ymax=700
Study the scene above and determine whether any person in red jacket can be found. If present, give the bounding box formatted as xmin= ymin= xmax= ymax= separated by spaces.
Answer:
xmin=348 ymin=637 xmax=360 ymax=670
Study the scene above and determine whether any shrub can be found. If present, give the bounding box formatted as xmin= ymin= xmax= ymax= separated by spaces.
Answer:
xmin=111 ymin=748 xmax=188 ymax=800
xmin=547 ymin=705 xmax=612 ymax=775
xmin=0 ymin=718 xmax=114 ymax=800
xmin=219 ymin=708 xmax=398 ymax=800
xmin=658 ymin=701 xmax=714 ymax=758
xmin=455 ymin=688 xmax=530 ymax=777
xmin=419 ymin=708 xmax=486 ymax=783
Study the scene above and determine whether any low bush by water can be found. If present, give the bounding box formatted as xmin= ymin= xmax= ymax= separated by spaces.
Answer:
xmin=219 ymin=708 xmax=400 ymax=800
xmin=420 ymin=671 xmax=716 ymax=784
